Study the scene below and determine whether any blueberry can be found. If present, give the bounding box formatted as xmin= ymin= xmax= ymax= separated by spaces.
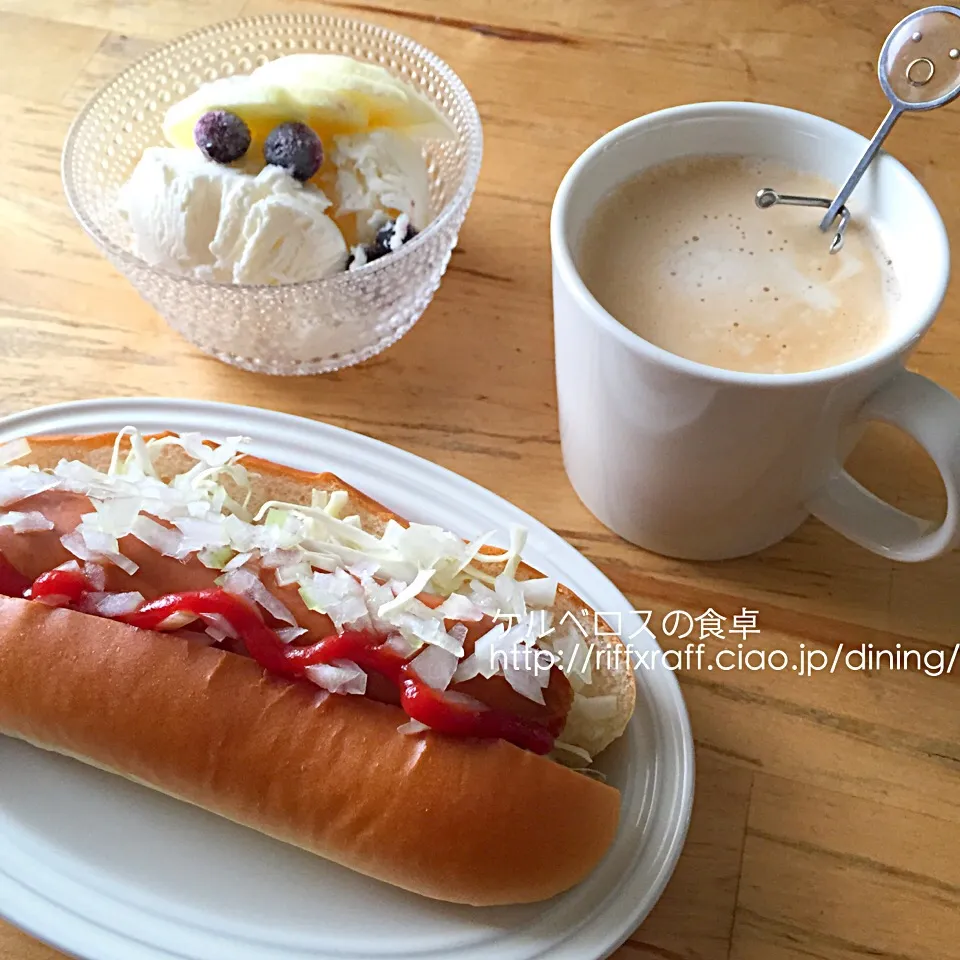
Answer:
xmin=345 ymin=219 xmax=419 ymax=271
xmin=263 ymin=122 xmax=323 ymax=181
xmin=368 ymin=219 xmax=418 ymax=261
xmin=193 ymin=110 xmax=251 ymax=164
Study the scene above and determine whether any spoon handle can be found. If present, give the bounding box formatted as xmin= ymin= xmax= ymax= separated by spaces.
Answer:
xmin=819 ymin=104 xmax=903 ymax=231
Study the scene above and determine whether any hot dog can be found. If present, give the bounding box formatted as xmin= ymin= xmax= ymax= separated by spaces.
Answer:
xmin=0 ymin=429 xmax=635 ymax=904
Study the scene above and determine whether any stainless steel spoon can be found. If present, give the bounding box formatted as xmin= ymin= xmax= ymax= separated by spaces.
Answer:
xmin=757 ymin=5 xmax=960 ymax=253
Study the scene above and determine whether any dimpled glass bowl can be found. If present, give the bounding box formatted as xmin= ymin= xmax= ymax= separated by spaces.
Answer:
xmin=62 ymin=14 xmax=483 ymax=375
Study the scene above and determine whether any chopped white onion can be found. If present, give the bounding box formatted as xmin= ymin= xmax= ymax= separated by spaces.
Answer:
xmin=91 ymin=497 xmax=141 ymax=537
xmin=131 ymin=514 xmax=183 ymax=557
xmin=409 ymin=644 xmax=460 ymax=691
xmin=275 ymin=562 xmax=312 ymax=587
xmin=0 ymin=468 xmax=59 ymax=507
xmin=503 ymin=659 xmax=546 ymax=705
xmin=220 ymin=567 xmax=297 ymax=626
xmin=0 ymin=510 xmax=54 ymax=533
xmin=53 ymin=459 xmax=101 ymax=485
xmin=81 ymin=591 xmax=145 ymax=617
xmin=60 ymin=530 xmax=95 ymax=561
xmin=519 ymin=577 xmax=558 ymax=608
xmin=80 ymin=526 xmax=120 ymax=556
xmin=223 ymin=550 xmax=255 ymax=572
xmin=383 ymin=633 xmax=422 ymax=658
xmin=346 ymin=558 xmax=380 ymax=580
xmin=197 ymin=546 xmax=233 ymax=570
xmin=454 ymin=621 xmax=548 ymax=704
xmin=466 ymin=580 xmax=501 ymax=615
xmin=173 ymin=516 xmax=229 ymax=550
xmin=304 ymin=660 xmax=367 ymax=695
xmin=397 ymin=719 xmax=431 ymax=735
xmin=101 ymin=550 xmax=140 ymax=576
xmin=199 ymin=612 xmax=239 ymax=640
xmin=276 ymin=625 xmax=307 ymax=644
xmin=391 ymin=610 xmax=462 ymax=655
xmin=356 ymin=579 xmax=395 ymax=632
xmin=435 ymin=592 xmax=484 ymax=622
xmin=0 ymin=438 xmax=31 ymax=466
xmin=260 ymin=548 xmax=302 ymax=569
xmin=84 ymin=562 xmax=106 ymax=592
xmin=472 ymin=622 xmax=508 ymax=678
xmin=155 ymin=611 xmax=199 ymax=630
xmin=203 ymin=622 xmax=232 ymax=643
xmin=452 ymin=654 xmax=482 ymax=684
xmin=53 ymin=560 xmax=82 ymax=574
xmin=35 ymin=593 xmax=71 ymax=608
xmin=299 ymin=569 xmax=367 ymax=628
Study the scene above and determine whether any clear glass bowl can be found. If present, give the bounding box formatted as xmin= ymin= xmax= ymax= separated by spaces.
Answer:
xmin=61 ymin=14 xmax=483 ymax=375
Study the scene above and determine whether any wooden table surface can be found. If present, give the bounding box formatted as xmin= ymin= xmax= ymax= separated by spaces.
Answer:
xmin=1 ymin=0 xmax=959 ymax=958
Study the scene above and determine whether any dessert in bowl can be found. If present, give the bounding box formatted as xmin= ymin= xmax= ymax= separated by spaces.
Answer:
xmin=62 ymin=14 xmax=483 ymax=375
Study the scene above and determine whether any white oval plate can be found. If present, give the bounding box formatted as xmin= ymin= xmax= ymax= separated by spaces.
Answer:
xmin=0 ymin=398 xmax=694 ymax=960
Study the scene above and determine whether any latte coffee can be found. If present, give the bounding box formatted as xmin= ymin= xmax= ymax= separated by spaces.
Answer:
xmin=576 ymin=155 xmax=897 ymax=374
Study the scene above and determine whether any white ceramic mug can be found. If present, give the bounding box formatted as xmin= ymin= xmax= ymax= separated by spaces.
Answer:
xmin=551 ymin=102 xmax=960 ymax=562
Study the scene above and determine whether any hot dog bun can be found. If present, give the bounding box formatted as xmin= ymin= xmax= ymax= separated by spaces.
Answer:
xmin=0 ymin=431 xmax=636 ymax=904
xmin=22 ymin=432 xmax=636 ymax=758
xmin=0 ymin=597 xmax=619 ymax=905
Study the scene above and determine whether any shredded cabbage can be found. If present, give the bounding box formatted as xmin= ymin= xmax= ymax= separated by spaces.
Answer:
xmin=0 ymin=428 xmax=573 ymax=708
xmin=377 ymin=568 xmax=436 ymax=618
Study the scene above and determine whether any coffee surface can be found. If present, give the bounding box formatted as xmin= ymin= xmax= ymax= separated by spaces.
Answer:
xmin=576 ymin=155 xmax=896 ymax=374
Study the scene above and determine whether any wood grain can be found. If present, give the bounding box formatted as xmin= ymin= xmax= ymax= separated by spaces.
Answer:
xmin=0 ymin=1 xmax=958 ymax=958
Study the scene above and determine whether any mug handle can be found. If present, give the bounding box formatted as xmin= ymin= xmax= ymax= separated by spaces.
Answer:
xmin=806 ymin=370 xmax=960 ymax=562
